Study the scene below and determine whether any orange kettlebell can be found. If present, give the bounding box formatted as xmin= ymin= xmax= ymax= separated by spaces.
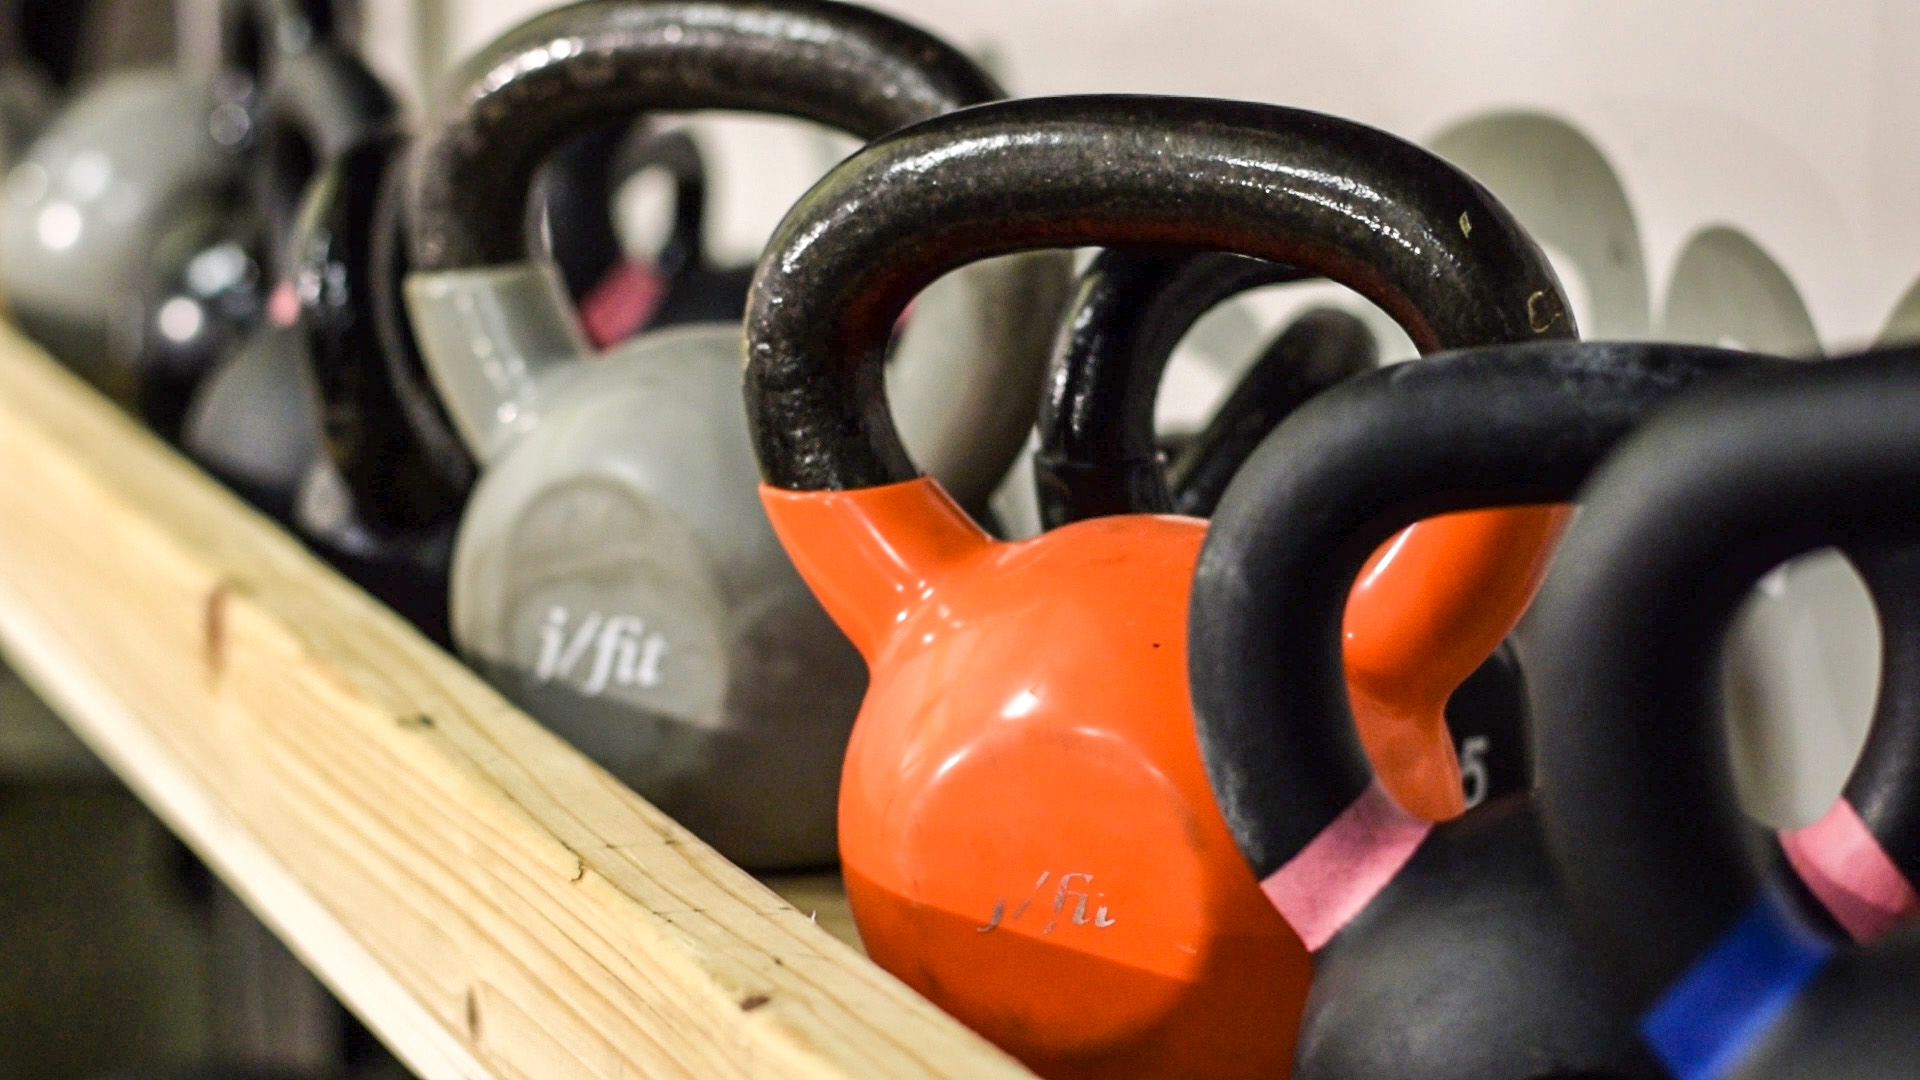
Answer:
xmin=745 ymin=95 xmax=1572 ymax=1078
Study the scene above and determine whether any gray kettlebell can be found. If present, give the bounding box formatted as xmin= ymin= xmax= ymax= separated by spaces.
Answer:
xmin=403 ymin=0 xmax=1069 ymax=869
xmin=0 ymin=69 xmax=239 ymax=382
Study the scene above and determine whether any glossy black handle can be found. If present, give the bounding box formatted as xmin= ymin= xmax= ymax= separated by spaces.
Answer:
xmin=1033 ymin=249 xmax=1316 ymax=526
xmin=293 ymin=132 xmax=464 ymax=532
xmin=745 ymin=94 xmax=1574 ymax=493
xmin=1164 ymin=307 xmax=1377 ymax=519
xmin=256 ymin=44 xmax=395 ymax=277
xmin=1530 ymin=346 xmax=1920 ymax=1012
xmin=1187 ymin=341 xmax=1765 ymax=878
xmin=407 ymin=0 xmax=1000 ymax=273
xmin=367 ymin=136 xmax=479 ymax=502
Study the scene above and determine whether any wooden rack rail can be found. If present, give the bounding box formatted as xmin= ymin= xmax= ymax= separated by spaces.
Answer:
xmin=0 ymin=326 xmax=1033 ymax=1080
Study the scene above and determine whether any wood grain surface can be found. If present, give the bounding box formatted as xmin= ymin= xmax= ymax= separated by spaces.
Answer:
xmin=0 ymin=326 xmax=1028 ymax=1080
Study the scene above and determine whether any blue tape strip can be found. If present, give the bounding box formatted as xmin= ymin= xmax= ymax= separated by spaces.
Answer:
xmin=1639 ymin=896 xmax=1833 ymax=1080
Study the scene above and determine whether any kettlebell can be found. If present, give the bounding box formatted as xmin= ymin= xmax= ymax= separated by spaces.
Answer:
xmin=1532 ymin=348 xmax=1920 ymax=1079
xmin=1188 ymin=340 xmax=1773 ymax=1079
xmin=747 ymin=93 xmax=1573 ymax=1078
xmin=324 ymin=110 xmax=680 ymax=528
xmin=257 ymin=77 xmax=656 ymax=641
xmin=182 ymin=39 xmax=395 ymax=520
xmin=281 ymin=130 xmax=462 ymax=643
xmin=991 ymin=251 xmax=1317 ymax=539
xmin=401 ymin=0 xmax=1070 ymax=871
xmin=1036 ymin=248 xmax=1532 ymax=817
xmin=0 ymin=70 xmax=239 ymax=390
xmin=587 ymin=125 xmax=757 ymax=337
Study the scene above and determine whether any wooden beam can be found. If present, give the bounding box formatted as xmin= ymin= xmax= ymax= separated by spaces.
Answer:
xmin=0 ymin=326 xmax=1030 ymax=1080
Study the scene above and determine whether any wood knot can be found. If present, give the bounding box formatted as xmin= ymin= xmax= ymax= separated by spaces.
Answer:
xmin=203 ymin=581 xmax=231 ymax=678
xmin=739 ymin=994 xmax=771 ymax=1012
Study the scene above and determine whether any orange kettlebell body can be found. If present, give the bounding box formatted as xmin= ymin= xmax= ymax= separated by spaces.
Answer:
xmin=766 ymin=479 xmax=1562 ymax=1078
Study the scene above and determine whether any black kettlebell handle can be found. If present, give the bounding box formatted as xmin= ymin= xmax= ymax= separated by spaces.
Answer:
xmin=1837 ymin=542 xmax=1920 ymax=887
xmin=367 ymin=139 xmax=479 ymax=500
xmin=745 ymin=94 xmax=1575 ymax=493
xmin=293 ymin=132 xmax=466 ymax=532
xmin=535 ymin=120 xmax=712 ymax=303
xmin=1530 ymin=347 xmax=1920 ymax=1011
xmin=1186 ymin=342 xmax=1767 ymax=876
xmin=407 ymin=0 xmax=1001 ymax=273
xmin=610 ymin=126 xmax=710 ymax=281
xmin=1033 ymin=249 xmax=1315 ymax=526
xmin=256 ymin=44 xmax=395 ymax=277
xmin=1162 ymin=308 xmax=1378 ymax=519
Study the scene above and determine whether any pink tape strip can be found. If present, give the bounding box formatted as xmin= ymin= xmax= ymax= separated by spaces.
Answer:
xmin=580 ymin=259 xmax=669 ymax=350
xmin=1260 ymin=779 xmax=1430 ymax=951
xmin=1780 ymin=799 xmax=1920 ymax=943
xmin=267 ymin=281 xmax=301 ymax=327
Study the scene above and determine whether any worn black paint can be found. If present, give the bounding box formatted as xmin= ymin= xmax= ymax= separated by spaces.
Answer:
xmin=744 ymin=94 xmax=1574 ymax=493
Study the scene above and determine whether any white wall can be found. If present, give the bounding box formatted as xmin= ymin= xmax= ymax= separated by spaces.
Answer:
xmin=418 ymin=0 xmax=1920 ymax=350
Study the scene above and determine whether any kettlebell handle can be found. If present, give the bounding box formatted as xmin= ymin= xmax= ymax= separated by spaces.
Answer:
xmin=368 ymin=140 xmax=480 ymax=499
xmin=1186 ymin=342 xmax=1767 ymax=876
xmin=612 ymin=126 xmax=709 ymax=281
xmin=217 ymin=0 xmax=337 ymax=78
xmin=1163 ymin=308 xmax=1379 ymax=519
xmin=745 ymin=94 xmax=1574 ymax=493
xmin=1530 ymin=347 xmax=1920 ymax=1012
xmin=257 ymin=44 xmax=397 ymax=277
xmin=294 ymin=133 xmax=467 ymax=533
xmin=1034 ymin=250 xmax=1317 ymax=526
xmin=407 ymin=0 xmax=1001 ymax=273
xmin=539 ymin=123 xmax=709 ymax=302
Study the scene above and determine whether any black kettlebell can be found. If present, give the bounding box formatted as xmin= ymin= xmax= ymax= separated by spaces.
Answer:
xmin=121 ymin=0 xmax=345 ymax=439
xmin=1532 ymin=347 xmax=1920 ymax=1079
xmin=542 ymin=120 xmax=746 ymax=347
xmin=180 ymin=38 xmax=394 ymax=520
xmin=1188 ymin=341 xmax=1772 ymax=1079
xmin=284 ymin=129 xmax=462 ymax=644
xmin=601 ymin=125 xmax=756 ymax=331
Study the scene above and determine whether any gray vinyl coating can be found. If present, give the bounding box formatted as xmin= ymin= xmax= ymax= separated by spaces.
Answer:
xmin=447 ymin=324 xmax=862 ymax=869
xmin=182 ymin=322 xmax=324 ymax=494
